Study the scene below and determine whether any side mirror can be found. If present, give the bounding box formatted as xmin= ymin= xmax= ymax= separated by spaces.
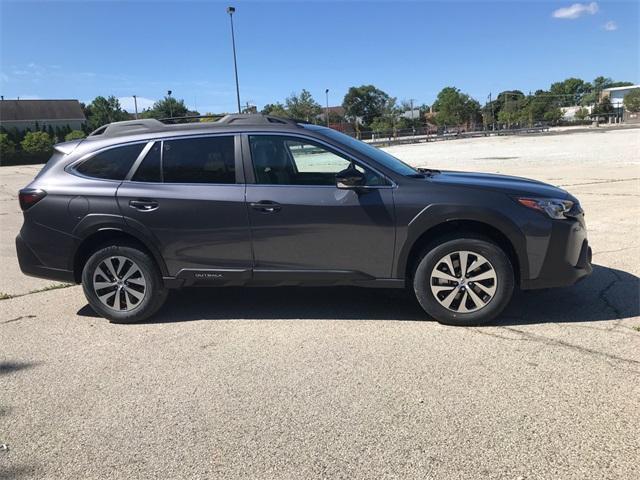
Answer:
xmin=335 ymin=165 xmax=366 ymax=189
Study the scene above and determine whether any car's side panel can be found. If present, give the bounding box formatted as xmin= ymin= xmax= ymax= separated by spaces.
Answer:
xmin=392 ymin=183 xmax=547 ymax=283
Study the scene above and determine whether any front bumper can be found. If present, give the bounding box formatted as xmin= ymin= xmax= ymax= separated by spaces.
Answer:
xmin=16 ymin=233 xmax=76 ymax=283
xmin=520 ymin=217 xmax=592 ymax=290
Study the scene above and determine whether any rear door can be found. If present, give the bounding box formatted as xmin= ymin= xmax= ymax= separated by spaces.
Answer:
xmin=117 ymin=134 xmax=252 ymax=284
xmin=244 ymin=134 xmax=396 ymax=282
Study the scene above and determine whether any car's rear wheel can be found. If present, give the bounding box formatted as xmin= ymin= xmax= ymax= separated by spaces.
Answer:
xmin=413 ymin=237 xmax=514 ymax=326
xmin=82 ymin=245 xmax=167 ymax=324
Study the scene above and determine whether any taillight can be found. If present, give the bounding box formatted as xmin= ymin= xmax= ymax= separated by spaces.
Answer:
xmin=19 ymin=189 xmax=47 ymax=211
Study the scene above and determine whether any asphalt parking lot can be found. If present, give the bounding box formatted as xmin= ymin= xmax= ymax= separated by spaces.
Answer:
xmin=1 ymin=127 xmax=639 ymax=479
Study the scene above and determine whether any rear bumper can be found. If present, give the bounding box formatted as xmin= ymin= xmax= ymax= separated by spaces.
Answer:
xmin=521 ymin=218 xmax=592 ymax=290
xmin=16 ymin=234 xmax=75 ymax=283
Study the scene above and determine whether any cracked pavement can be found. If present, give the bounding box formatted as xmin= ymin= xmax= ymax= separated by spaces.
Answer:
xmin=1 ymin=128 xmax=639 ymax=479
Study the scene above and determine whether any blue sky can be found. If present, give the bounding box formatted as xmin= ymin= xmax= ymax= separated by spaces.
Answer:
xmin=1 ymin=1 xmax=638 ymax=113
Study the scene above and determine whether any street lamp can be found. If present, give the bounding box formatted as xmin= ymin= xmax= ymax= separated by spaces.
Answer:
xmin=227 ymin=6 xmax=241 ymax=114
xmin=167 ymin=90 xmax=173 ymax=118
xmin=325 ymin=88 xmax=329 ymax=126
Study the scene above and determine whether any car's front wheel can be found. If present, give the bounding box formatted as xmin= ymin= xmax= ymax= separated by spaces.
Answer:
xmin=413 ymin=237 xmax=514 ymax=326
xmin=82 ymin=245 xmax=168 ymax=324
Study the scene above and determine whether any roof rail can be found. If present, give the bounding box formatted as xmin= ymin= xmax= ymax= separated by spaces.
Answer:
xmin=159 ymin=114 xmax=225 ymax=124
xmin=216 ymin=114 xmax=300 ymax=126
xmin=87 ymin=114 xmax=304 ymax=138
xmin=88 ymin=119 xmax=166 ymax=137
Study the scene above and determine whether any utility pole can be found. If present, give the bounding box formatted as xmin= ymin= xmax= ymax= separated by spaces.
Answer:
xmin=325 ymin=89 xmax=330 ymax=126
xmin=410 ymin=98 xmax=416 ymax=136
xmin=227 ymin=6 xmax=241 ymax=114
xmin=133 ymin=95 xmax=139 ymax=119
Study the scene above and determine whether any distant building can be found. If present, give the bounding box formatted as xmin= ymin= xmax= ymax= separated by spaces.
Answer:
xmin=319 ymin=106 xmax=346 ymax=123
xmin=0 ymin=99 xmax=86 ymax=132
xmin=600 ymin=85 xmax=640 ymax=123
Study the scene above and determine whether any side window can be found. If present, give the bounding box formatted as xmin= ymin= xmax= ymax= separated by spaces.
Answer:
xmin=132 ymin=142 xmax=161 ymax=182
xmin=249 ymin=135 xmax=387 ymax=186
xmin=75 ymin=143 xmax=144 ymax=180
xmin=162 ymin=136 xmax=235 ymax=184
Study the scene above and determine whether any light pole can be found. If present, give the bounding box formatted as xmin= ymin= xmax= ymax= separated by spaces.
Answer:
xmin=227 ymin=6 xmax=241 ymax=114
xmin=132 ymin=95 xmax=139 ymax=119
xmin=167 ymin=90 xmax=173 ymax=118
xmin=325 ymin=88 xmax=329 ymax=126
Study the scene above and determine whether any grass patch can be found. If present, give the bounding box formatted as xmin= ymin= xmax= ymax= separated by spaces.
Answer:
xmin=0 ymin=283 xmax=72 ymax=301
xmin=634 ymin=326 xmax=640 ymax=332
xmin=30 ymin=283 xmax=72 ymax=294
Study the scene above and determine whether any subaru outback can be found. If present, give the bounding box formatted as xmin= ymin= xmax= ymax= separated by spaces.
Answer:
xmin=16 ymin=114 xmax=592 ymax=326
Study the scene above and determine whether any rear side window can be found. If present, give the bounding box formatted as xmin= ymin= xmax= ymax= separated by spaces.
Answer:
xmin=132 ymin=143 xmax=162 ymax=182
xmin=162 ymin=136 xmax=235 ymax=184
xmin=75 ymin=143 xmax=144 ymax=180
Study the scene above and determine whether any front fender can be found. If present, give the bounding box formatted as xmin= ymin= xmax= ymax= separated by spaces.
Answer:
xmin=394 ymin=203 xmax=542 ymax=282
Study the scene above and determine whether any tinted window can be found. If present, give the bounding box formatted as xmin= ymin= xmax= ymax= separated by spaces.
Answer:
xmin=132 ymin=142 xmax=161 ymax=182
xmin=76 ymin=143 xmax=144 ymax=180
xmin=162 ymin=136 xmax=235 ymax=184
xmin=249 ymin=135 xmax=387 ymax=186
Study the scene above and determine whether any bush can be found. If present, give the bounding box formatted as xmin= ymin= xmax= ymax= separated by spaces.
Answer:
xmin=21 ymin=131 xmax=54 ymax=154
xmin=65 ymin=130 xmax=86 ymax=141
xmin=0 ymin=133 xmax=16 ymax=157
xmin=623 ymin=89 xmax=640 ymax=113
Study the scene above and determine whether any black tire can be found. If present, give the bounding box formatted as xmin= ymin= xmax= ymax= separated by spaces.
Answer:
xmin=81 ymin=245 xmax=168 ymax=324
xmin=413 ymin=237 xmax=514 ymax=326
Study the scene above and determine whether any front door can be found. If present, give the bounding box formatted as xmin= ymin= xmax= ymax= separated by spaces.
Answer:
xmin=244 ymin=134 xmax=395 ymax=282
xmin=117 ymin=135 xmax=252 ymax=284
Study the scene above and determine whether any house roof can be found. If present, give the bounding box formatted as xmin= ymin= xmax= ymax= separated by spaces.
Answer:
xmin=0 ymin=99 xmax=86 ymax=122
xmin=602 ymin=85 xmax=640 ymax=93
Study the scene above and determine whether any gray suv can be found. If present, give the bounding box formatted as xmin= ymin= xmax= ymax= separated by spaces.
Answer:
xmin=16 ymin=114 xmax=592 ymax=325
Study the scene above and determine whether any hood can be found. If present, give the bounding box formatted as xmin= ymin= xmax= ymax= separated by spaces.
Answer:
xmin=430 ymin=170 xmax=569 ymax=199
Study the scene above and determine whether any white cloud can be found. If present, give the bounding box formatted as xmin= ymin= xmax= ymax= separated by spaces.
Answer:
xmin=603 ymin=20 xmax=618 ymax=31
xmin=552 ymin=2 xmax=599 ymax=19
xmin=118 ymin=96 xmax=156 ymax=113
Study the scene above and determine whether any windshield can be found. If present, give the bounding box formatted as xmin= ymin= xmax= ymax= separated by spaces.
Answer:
xmin=303 ymin=125 xmax=420 ymax=177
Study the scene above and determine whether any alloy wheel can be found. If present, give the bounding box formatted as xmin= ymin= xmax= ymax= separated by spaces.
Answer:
xmin=430 ymin=250 xmax=498 ymax=313
xmin=93 ymin=256 xmax=147 ymax=312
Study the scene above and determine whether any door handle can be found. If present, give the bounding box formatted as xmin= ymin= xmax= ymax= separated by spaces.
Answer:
xmin=129 ymin=199 xmax=159 ymax=211
xmin=250 ymin=201 xmax=282 ymax=213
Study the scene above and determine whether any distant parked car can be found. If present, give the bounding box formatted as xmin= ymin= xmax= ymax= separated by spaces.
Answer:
xmin=16 ymin=115 xmax=591 ymax=325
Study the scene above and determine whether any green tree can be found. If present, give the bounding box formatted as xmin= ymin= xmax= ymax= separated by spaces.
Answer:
xmin=285 ymin=90 xmax=321 ymax=122
xmin=261 ymin=102 xmax=289 ymax=118
xmin=342 ymin=85 xmax=390 ymax=127
xmin=623 ymin=89 xmax=640 ymax=113
xmin=543 ymin=107 xmax=563 ymax=124
xmin=141 ymin=96 xmax=189 ymax=119
xmin=549 ymin=78 xmax=590 ymax=107
xmin=65 ymin=130 xmax=86 ymax=141
xmin=87 ymin=96 xmax=129 ymax=130
xmin=593 ymin=96 xmax=614 ymax=115
xmin=0 ymin=133 xmax=16 ymax=156
xmin=432 ymin=87 xmax=481 ymax=127
xmin=575 ymin=107 xmax=590 ymax=120
xmin=370 ymin=116 xmax=393 ymax=135
xmin=21 ymin=131 xmax=54 ymax=154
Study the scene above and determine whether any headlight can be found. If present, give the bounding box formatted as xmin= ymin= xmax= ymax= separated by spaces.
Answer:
xmin=516 ymin=197 xmax=574 ymax=219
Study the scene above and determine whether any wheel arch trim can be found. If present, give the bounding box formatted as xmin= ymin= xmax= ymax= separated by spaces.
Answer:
xmin=395 ymin=204 xmax=529 ymax=283
xmin=70 ymin=217 xmax=168 ymax=282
